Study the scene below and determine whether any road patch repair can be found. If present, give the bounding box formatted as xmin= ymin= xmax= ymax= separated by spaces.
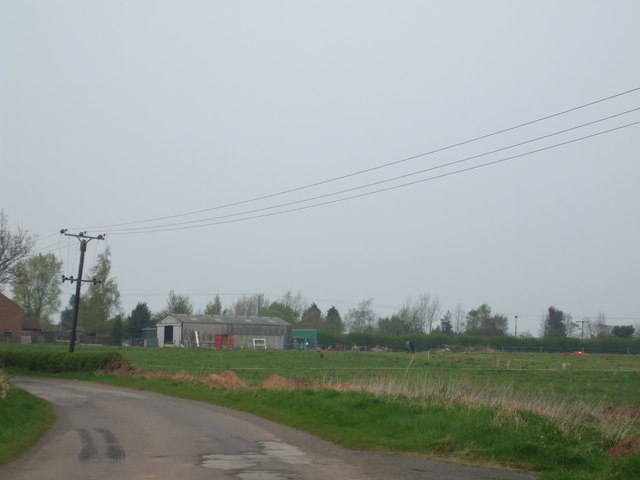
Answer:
xmin=199 ymin=440 xmax=310 ymax=479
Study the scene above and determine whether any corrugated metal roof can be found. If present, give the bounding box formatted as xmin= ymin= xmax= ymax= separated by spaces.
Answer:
xmin=160 ymin=314 xmax=290 ymax=327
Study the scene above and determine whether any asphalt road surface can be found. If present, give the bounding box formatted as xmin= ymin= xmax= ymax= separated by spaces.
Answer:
xmin=2 ymin=377 xmax=537 ymax=480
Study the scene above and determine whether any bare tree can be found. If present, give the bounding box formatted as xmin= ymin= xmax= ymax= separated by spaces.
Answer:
xmin=417 ymin=293 xmax=441 ymax=334
xmin=0 ymin=210 xmax=36 ymax=289
xmin=232 ymin=294 xmax=268 ymax=316
xmin=592 ymin=312 xmax=611 ymax=337
xmin=452 ymin=303 xmax=466 ymax=334
xmin=395 ymin=299 xmax=423 ymax=333
xmin=346 ymin=298 xmax=376 ymax=333
xmin=279 ymin=289 xmax=307 ymax=315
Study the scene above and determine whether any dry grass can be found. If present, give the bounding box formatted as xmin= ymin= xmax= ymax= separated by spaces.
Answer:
xmin=0 ymin=370 xmax=9 ymax=400
xmin=325 ymin=371 xmax=639 ymax=445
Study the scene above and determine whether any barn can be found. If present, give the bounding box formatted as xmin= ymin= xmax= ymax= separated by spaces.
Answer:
xmin=156 ymin=314 xmax=292 ymax=350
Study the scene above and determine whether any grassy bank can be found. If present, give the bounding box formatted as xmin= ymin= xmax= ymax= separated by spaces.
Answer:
xmin=0 ymin=370 xmax=55 ymax=465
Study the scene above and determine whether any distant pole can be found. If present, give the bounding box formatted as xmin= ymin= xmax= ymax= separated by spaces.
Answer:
xmin=60 ymin=230 xmax=105 ymax=352
xmin=514 ymin=315 xmax=518 ymax=337
xmin=257 ymin=293 xmax=264 ymax=317
xmin=578 ymin=320 xmax=587 ymax=339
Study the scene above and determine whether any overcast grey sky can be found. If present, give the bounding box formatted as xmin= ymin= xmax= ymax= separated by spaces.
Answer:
xmin=2 ymin=1 xmax=639 ymax=335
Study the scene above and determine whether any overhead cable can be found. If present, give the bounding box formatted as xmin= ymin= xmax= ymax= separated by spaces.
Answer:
xmin=78 ymin=86 xmax=640 ymax=231
xmin=104 ymin=119 xmax=640 ymax=235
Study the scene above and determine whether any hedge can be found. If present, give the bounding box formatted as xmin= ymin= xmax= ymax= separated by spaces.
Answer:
xmin=0 ymin=351 xmax=127 ymax=373
xmin=316 ymin=331 xmax=640 ymax=354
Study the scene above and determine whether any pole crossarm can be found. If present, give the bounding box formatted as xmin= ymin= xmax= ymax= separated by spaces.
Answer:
xmin=60 ymin=229 xmax=105 ymax=241
xmin=61 ymin=275 xmax=102 ymax=285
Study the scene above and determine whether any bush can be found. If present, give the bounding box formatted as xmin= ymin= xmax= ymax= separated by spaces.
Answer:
xmin=0 ymin=351 xmax=127 ymax=373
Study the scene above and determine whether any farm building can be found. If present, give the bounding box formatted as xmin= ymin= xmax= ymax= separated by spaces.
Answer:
xmin=155 ymin=314 xmax=292 ymax=350
xmin=292 ymin=329 xmax=318 ymax=349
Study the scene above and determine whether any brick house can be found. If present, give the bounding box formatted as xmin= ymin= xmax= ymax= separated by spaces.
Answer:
xmin=0 ymin=292 xmax=22 ymax=343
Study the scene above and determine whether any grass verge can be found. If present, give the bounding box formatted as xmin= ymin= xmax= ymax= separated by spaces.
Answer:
xmin=0 ymin=371 xmax=55 ymax=465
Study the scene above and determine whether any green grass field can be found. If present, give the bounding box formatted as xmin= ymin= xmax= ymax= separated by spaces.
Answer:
xmin=2 ymin=344 xmax=640 ymax=479
xmin=111 ymin=345 xmax=640 ymax=406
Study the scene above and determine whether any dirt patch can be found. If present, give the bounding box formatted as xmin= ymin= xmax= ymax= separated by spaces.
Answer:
xmin=600 ymin=405 xmax=640 ymax=420
xmin=607 ymin=432 xmax=640 ymax=458
xmin=259 ymin=374 xmax=312 ymax=390
xmin=205 ymin=370 xmax=248 ymax=389
xmin=103 ymin=363 xmax=323 ymax=392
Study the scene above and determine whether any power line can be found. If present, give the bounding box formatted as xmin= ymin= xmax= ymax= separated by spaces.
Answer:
xmin=104 ymin=119 xmax=640 ymax=235
xmin=99 ymin=107 xmax=639 ymax=233
xmin=78 ymin=86 xmax=640 ymax=231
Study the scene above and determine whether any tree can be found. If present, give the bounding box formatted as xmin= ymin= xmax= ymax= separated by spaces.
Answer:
xmin=110 ymin=315 xmax=125 ymax=346
xmin=127 ymin=302 xmax=153 ymax=339
xmin=260 ymin=301 xmax=299 ymax=324
xmin=452 ymin=303 xmax=466 ymax=334
xmin=612 ymin=325 xmax=634 ymax=338
xmin=325 ymin=306 xmax=343 ymax=334
xmin=377 ymin=314 xmax=413 ymax=336
xmin=11 ymin=253 xmax=62 ymax=325
xmin=395 ymin=300 xmax=424 ymax=334
xmin=591 ymin=312 xmax=611 ymax=337
xmin=204 ymin=295 xmax=223 ymax=315
xmin=543 ymin=306 xmax=567 ymax=337
xmin=0 ymin=210 xmax=36 ymax=289
xmin=299 ymin=303 xmax=323 ymax=328
xmin=437 ymin=311 xmax=454 ymax=336
xmin=59 ymin=295 xmax=75 ymax=331
xmin=417 ymin=293 xmax=441 ymax=334
xmin=345 ymin=298 xmax=376 ymax=333
xmin=481 ymin=313 xmax=508 ymax=336
xmin=465 ymin=304 xmax=491 ymax=334
xmin=465 ymin=304 xmax=508 ymax=336
xmin=152 ymin=291 xmax=194 ymax=322
xmin=232 ymin=294 xmax=265 ymax=316
xmin=78 ymin=247 xmax=121 ymax=334
xmin=279 ymin=290 xmax=307 ymax=316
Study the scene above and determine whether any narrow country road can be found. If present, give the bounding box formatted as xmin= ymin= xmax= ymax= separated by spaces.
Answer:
xmin=2 ymin=377 xmax=537 ymax=480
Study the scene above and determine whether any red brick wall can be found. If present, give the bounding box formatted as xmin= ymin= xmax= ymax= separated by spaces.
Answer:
xmin=0 ymin=293 xmax=22 ymax=343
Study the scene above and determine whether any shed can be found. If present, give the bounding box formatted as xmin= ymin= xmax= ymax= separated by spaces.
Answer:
xmin=156 ymin=314 xmax=291 ymax=350
xmin=292 ymin=329 xmax=318 ymax=349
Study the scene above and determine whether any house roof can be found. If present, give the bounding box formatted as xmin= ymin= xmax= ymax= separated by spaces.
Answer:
xmin=160 ymin=314 xmax=290 ymax=327
xmin=0 ymin=292 xmax=22 ymax=312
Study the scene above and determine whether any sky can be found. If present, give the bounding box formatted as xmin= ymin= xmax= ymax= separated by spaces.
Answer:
xmin=2 ymin=1 xmax=639 ymax=336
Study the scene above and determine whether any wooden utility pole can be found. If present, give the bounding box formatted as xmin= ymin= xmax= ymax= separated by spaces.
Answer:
xmin=60 ymin=230 xmax=105 ymax=352
xmin=577 ymin=320 xmax=588 ymax=339
xmin=257 ymin=293 xmax=264 ymax=317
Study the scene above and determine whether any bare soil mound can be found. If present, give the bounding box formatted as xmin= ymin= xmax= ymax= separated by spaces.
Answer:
xmin=205 ymin=370 xmax=248 ymax=389
xmin=101 ymin=357 xmax=137 ymax=376
xmin=607 ymin=432 xmax=640 ymax=458
xmin=259 ymin=373 xmax=312 ymax=390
